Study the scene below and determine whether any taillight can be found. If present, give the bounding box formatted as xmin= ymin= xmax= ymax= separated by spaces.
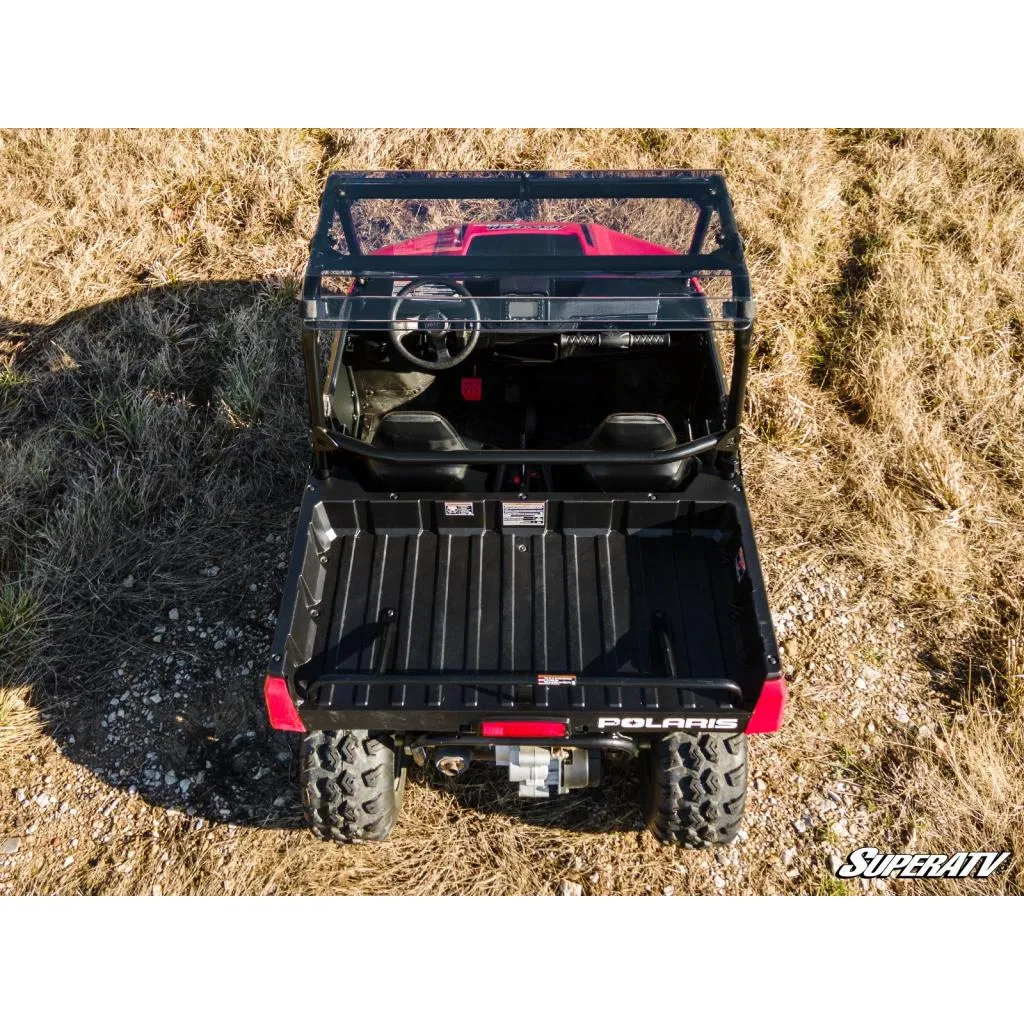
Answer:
xmin=745 ymin=675 xmax=787 ymax=734
xmin=263 ymin=675 xmax=305 ymax=732
xmin=481 ymin=720 xmax=567 ymax=739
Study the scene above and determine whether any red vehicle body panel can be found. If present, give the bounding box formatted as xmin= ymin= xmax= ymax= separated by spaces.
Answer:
xmin=371 ymin=221 xmax=680 ymax=257
xmin=745 ymin=675 xmax=787 ymax=734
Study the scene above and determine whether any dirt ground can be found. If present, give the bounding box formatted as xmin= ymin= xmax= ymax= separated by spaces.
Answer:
xmin=1 ymin=129 xmax=1021 ymax=894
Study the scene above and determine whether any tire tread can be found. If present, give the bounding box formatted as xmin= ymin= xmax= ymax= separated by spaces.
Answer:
xmin=300 ymin=729 xmax=405 ymax=843
xmin=644 ymin=731 xmax=748 ymax=847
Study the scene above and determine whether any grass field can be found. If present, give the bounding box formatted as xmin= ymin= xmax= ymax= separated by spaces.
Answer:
xmin=1 ymin=128 xmax=1022 ymax=895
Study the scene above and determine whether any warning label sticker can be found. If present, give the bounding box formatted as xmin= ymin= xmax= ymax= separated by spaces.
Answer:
xmin=537 ymin=673 xmax=576 ymax=686
xmin=502 ymin=501 xmax=545 ymax=528
xmin=443 ymin=501 xmax=474 ymax=517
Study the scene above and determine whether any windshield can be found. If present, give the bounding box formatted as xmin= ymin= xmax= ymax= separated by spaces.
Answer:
xmin=304 ymin=171 xmax=754 ymax=331
xmin=345 ymin=197 xmax=712 ymax=257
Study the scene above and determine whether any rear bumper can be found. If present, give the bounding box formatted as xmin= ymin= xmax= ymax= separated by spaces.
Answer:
xmin=265 ymin=671 xmax=787 ymax=735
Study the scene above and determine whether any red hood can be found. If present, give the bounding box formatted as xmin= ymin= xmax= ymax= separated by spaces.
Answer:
xmin=370 ymin=221 xmax=679 ymax=257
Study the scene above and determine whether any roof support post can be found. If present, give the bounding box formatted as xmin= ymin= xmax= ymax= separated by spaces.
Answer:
xmin=301 ymin=327 xmax=329 ymax=478
xmin=719 ymin=321 xmax=753 ymax=478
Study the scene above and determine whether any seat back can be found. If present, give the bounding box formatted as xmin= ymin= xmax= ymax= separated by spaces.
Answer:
xmin=369 ymin=411 xmax=467 ymax=490
xmin=584 ymin=413 xmax=691 ymax=492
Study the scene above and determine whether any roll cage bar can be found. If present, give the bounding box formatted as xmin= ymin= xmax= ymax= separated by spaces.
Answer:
xmin=299 ymin=171 xmax=756 ymax=477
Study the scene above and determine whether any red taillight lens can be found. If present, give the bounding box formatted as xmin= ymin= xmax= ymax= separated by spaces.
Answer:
xmin=745 ymin=675 xmax=787 ymax=734
xmin=264 ymin=675 xmax=305 ymax=732
xmin=481 ymin=720 xmax=567 ymax=739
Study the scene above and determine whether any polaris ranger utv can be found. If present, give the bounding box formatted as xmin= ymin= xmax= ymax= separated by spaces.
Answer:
xmin=264 ymin=171 xmax=786 ymax=847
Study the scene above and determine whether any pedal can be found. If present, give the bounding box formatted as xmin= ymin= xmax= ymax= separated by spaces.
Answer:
xmin=461 ymin=376 xmax=482 ymax=401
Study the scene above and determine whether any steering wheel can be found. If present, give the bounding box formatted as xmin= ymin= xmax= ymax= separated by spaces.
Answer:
xmin=388 ymin=279 xmax=482 ymax=371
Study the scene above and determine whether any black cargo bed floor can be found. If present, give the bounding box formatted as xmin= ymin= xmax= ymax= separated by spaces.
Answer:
xmin=314 ymin=528 xmax=744 ymax=683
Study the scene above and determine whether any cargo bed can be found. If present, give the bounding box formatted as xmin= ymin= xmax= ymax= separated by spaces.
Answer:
xmin=272 ymin=483 xmax=776 ymax=732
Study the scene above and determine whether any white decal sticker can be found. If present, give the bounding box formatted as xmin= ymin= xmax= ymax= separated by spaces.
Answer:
xmin=502 ymin=501 xmax=545 ymax=528
xmin=537 ymin=674 xmax=576 ymax=686
xmin=597 ymin=716 xmax=742 ymax=731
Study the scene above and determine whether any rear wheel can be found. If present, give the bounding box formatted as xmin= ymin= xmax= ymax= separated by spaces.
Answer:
xmin=643 ymin=732 xmax=748 ymax=847
xmin=300 ymin=730 xmax=406 ymax=843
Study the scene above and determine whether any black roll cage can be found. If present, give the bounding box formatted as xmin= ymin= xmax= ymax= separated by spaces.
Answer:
xmin=299 ymin=171 xmax=755 ymax=477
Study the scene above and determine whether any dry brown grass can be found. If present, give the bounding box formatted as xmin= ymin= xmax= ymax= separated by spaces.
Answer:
xmin=0 ymin=687 xmax=42 ymax=769
xmin=882 ymin=616 xmax=1024 ymax=895
xmin=2 ymin=129 xmax=1023 ymax=894
xmin=888 ymin=695 xmax=1024 ymax=895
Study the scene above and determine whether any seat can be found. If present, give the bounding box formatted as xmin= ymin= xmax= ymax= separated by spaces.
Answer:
xmin=369 ymin=411 xmax=468 ymax=491
xmin=583 ymin=413 xmax=691 ymax=492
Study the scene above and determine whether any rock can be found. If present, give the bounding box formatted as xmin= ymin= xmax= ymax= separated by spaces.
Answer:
xmin=1 ymin=837 xmax=21 ymax=855
xmin=121 ymin=575 xmax=135 ymax=588
xmin=62 ymin=856 xmax=74 ymax=868
xmin=179 ymin=779 xmax=192 ymax=795
xmin=855 ymin=677 xmax=867 ymax=690
xmin=662 ymin=886 xmax=675 ymax=896
xmin=152 ymin=885 xmax=163 ymax=896
xmin=560 ymin=880 xmax=583 ymax=896
xmin=782 ymin=846 xmax=797 ymax=867
xmin=917 ymin=724 xmax=933 ymax=740
xmin=164 ymin=771 xmax=178 ymax=786
xmin=713 ymin=875 xmax=727 ymax=889
xmin=827 ymin=853 xmax=843 ymax=874
xmin=273 ymin=796 xmax=287 ymax=808
xmin=200 ymin=566 xmax=220 ymax=577
xmin=168 ymin=608 xmax=180 ymax=622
